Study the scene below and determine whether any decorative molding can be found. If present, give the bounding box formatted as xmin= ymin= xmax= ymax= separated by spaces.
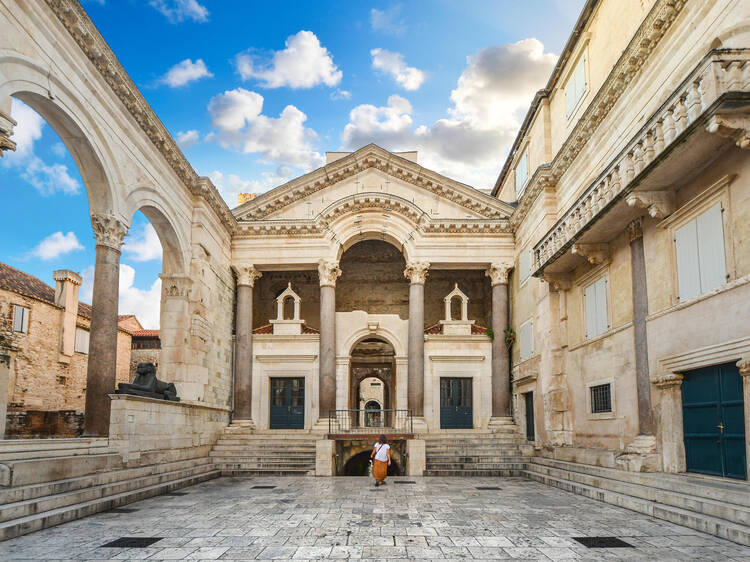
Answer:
xmin=429 ymin=355 xmax=486 ymax=362
xmin=626 ymin=191 xmax=676 ymax=219
xmin=90 ymin=214 xmax=128 ymax=250
xmin=626 ymin=217 xmax=643 ymax=241
xmin=404 ymin=261 xmax=430 ymax=285
xmin=317 ymin=260 xmax=341 ymax=287
xmin=44 ymin=0 xmax=236 ymax=233
xmin=0 ymin=109 xmax=16 ymax=155
xmin=658 ymin=335 xmax=750 ymax=374
xmin=486 ymin=262 xmax=513 ymax=285
xmin=737 ymin=357 xmax=750 ymax=377
xmin=706 ymin=113 xmax=750 ymax=150
xmin=651 ymin=372 xmax=684 ymax=389
xmin=543 ymin=272 xmax=572 ymax=292
xmin=236 ymin=266 xmax=262 ymax=287
xmin=256 ymin=355 xmax=318 ymax=363
xmin=570 ymin=243 xmax=608 ymax=265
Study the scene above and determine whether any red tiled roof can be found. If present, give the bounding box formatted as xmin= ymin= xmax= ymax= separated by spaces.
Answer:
xmin=253 ymin=323 xmax=320 ymax=334
xmin=132 ymin=329 xmax=160 ymax=338
xmin=424 ymin=322 xmax=489 ymax=335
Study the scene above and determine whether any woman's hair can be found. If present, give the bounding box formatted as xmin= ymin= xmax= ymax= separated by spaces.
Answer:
xmin=379 ymin=434 xmax=387 ymax=444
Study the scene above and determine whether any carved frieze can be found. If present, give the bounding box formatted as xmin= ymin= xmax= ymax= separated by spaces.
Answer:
xmin=404 ymin=261 xmax=430 ymax=285
xmin=90 ymin=214 xmax=128 ymax=250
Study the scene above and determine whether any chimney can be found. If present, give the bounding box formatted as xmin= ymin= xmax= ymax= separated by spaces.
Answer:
xmin=53 ymin=270 xmax=82 ymax=357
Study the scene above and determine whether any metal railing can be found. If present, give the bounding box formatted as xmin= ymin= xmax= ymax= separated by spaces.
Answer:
xmin=328 ymin=409 xmax=413 ymax=434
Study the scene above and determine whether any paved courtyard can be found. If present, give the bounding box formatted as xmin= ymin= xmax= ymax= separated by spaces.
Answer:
xmin=1 ymin=476 xmax=749 ymax=561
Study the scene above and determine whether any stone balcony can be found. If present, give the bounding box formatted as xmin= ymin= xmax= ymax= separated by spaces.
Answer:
xmin=533 ymin=48 xmax=750 ymax=277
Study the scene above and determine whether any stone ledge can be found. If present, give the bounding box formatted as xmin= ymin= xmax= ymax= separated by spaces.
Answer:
xmin=109 ymin=394 xmax=231 ymax=413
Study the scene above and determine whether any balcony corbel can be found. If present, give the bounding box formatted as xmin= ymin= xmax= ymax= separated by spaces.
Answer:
xmin=543 ymin=272 xmax=572 ymax=292
xmin=706 ymin=113 xmax=750 ymax=150
xmin=570 ymin=243 xmax=609 ymax=265
xmin=625 ymin=190 xmax=676 ymax=219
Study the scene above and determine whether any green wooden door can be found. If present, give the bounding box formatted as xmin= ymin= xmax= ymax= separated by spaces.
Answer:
xmin=270 ymin=377 xmax=305 ymax=429
xmin=440 ymin=377 xmax=473 ymax=429
xmin=682 ymin=362 xmax=746 ymax=479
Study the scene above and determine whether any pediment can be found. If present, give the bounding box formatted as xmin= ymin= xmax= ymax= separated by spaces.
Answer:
xmin=233 ymin=144 xmax=514 ymax=222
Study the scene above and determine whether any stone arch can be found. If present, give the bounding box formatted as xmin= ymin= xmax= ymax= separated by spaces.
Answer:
xmin=348 ymin=336 xmax=396 ymax=414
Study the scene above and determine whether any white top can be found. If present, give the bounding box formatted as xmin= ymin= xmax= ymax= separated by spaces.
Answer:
xmin=373 ymin=442 xmax=390 ymax=462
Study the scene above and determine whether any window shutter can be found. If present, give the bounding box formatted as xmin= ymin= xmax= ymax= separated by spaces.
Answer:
xmin=13 ymin=306 xmax=28 ymax=333
xmin=75 ymin=328 xmax=90 ymax=354
xmin=519 ymin=321 xmax=533 ymax=360
xmin=519 ymin=249 xmax=531 ymax=282
xmin=675 ymin=219 xmax=700 ymax=301
xmin=595 ymin=277 xmax=608 ymax=335
xmin=696 ymin=203 xmax=726 ymax=294
xmin=22 ymin=307 xmax=28 ymax=333
xmin=584 ymin=284 xmax=596 ymax=338
xmin=576 ymin=56 xmax=587 ymax=102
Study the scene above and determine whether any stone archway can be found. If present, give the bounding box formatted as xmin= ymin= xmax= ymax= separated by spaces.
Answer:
xmin=349 ymin=337 xmax=396 ymax=428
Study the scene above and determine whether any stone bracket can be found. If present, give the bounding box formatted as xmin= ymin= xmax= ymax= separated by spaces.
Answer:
xmin=543 ymin=272 xmax=572 ymax=292
xmin=570 ymin=243 xmax=609 ymax=265
xmin=706 ymin=113 xmax=750 ymax=150
xmin=626 ymin=190 xmax=676 ymax=219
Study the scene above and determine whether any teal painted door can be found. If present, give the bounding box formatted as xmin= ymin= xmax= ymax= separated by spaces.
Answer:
xmin=682 ymin=362 xmax=746 ymax=479
xmin=440 ymin=378 xmax=473 ymax=429
xmin=270 ymin=377 xmax=305 ymax=429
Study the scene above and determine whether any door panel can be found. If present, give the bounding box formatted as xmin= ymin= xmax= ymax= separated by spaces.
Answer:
xmin=525 ymin=392 xmax=535 ymax=442
xmin=440 ymin=377 xmax=473 ymax=429
xmin=270 ymin=377 xmax=305 ymax=429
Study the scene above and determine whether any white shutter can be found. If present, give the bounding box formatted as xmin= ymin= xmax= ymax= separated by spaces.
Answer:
xmin=22 ymin=307 xmax=28 ymax=333
xmin=584 ymin=285 xmax=596 ymax=338
xmin=575 ymin=56 xmax=587 ymax=103
xmin=519 ymin=249 xmax=531 ymax=282
xmin=75 ymin=328 xmax=90 ymax=354
xmin=675 ymin=219 xmax=701 ymax=301
xmin=13 ymin=305 xmax=28 ymax=333
xmin=595 ymin=277 xmax=609 ymax=335
xmin=565 ymin=80 xmax=575 ymax=116
xmin=519 ymin=320 xmax=533 ymax=360
xmin=696 ymin=203 xmax=726 ymax=294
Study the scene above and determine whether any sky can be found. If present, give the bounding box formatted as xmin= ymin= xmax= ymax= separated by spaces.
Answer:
xmin=0 ymin=0 xmax=584 ymax=329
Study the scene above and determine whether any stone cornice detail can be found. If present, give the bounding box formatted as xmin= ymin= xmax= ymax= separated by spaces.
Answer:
xmin=486 ymin=262 xmax=513 ymax=285
xmin=651 ymin=372 xmax=684 ymax=389
xmin=508 ymin=0 xmax=687 ymax=227
xmin=236 ymin=266 xmax=262 ymax=287
xmin=45 ymin=0 xmax=236 ymax=234
xmin=543 ymin=272 xmax=572 ymax=292
xmin=404 ymin=262 xmax=430 ymax=285
xmin=90 ymin=214 xmax=128 ymax=250
xmin=318 ymin=260 xmax=341 ymax=288
xmin=234 ymin=146 xmax=514 ymax=221
xmin=570 ymin=243 xmax=609 ymax=265
xmin=626 ymin=190 xmax=676 ymax=219
xmin=738 ymin=357 xmax=750 ymax=377
xmin=706 ymin=113 xmax=750 ymax=150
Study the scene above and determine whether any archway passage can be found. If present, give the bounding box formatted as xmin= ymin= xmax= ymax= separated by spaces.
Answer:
xmin=350 ymin=338 xmax=395 ymax=428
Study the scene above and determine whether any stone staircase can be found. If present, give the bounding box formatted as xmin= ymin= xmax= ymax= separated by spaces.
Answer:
xmin=209 ymin=427 xmax=318 ymax=476
xmin=524 ymin=457 xmax=750 ymax=546
xmin=422 ymin=420 xmax=527 ymax=477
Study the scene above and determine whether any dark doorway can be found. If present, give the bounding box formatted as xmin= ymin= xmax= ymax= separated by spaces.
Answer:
xmin=682 ymin=362 xmax=746 ymax=479
xmin=364 ymin=400 xmax=382 ymax=427
xmin=440 ymin=377 xmax=473 ymax=429
xmin=269 ymin=377 xmax=305 ymax=429
xmin=525 ymin=392 xmax=535 ymax=441
xmin=342 ymin=450 xmax=403 ymax=476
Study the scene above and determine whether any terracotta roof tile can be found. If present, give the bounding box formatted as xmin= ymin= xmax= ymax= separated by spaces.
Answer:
xmin=132 ymin=329 xmax=160 ymax=337
xmin=253 ymin=323 xmax=320 ymax=334
xmin=424 ymin=321 xmax=489 ymax=335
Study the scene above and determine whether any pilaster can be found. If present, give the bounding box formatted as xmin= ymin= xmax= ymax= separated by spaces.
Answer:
xmin=652 ymin=372 xmax=686 ymax=473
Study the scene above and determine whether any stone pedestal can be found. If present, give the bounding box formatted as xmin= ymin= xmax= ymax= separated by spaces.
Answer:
xmin=405 ymin=262 xmax=429 ymax=417
xmin=406 ymin=439 xmax=425 ymax=476
xmin=234 ymin=267 xmax=261 ymax=422
xmin=315 ymin=439 xmax=335 ymax=476
xmin=0 ymin=351 xmax=9 ymax=438
xmin=653 ymin=373 xmax=686 ymax=473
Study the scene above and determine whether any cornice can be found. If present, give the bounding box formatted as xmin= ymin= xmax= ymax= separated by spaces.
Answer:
xmin=45 ymin=0 xmax=236 ymax=234
xmin=507 ymin=0 xmax=686 ymax=228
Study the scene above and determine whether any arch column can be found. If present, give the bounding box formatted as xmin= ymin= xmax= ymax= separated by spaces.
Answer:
xmin=318 ymin=260 xmax=341 ymax=420
xmin=158 ymin=274 xmax=192 ymax=389
xmin=486 ymin=262 xmax=512 ymax=419
xmin=84 ymin=214 xmax=128 ymax=437
xmin=404 ymin=262 xmax=429 ymax=418
xmin=234 ymin=266 xmax=262 ymax=423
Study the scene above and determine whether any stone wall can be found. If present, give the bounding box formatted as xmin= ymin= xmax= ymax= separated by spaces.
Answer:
xmin=5 ymin=410 xmax=84 ymax=438
xmin=129 ymin=348 xmax=161 ymax=379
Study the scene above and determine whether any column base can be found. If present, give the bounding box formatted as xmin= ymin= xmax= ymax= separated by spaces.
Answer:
xmin=410 ymin=416 xmax=428 ymax=434
xmin=488 ymin=416 xmax=517 ymax=434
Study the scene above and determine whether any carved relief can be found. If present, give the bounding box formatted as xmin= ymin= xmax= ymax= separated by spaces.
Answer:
xmin=318 ymin=260 xmax=342 ymax=287
xmin=652 ymin=372 xmax=684 ymax=389
xmin=485 ymin=262 xmax=513 ymax=286
xmin=707 ymin=114 xmax=750 ymax=150
xmin=570 ymin=243 xmax=609 ymax=265
xmin=627 ymin=217 xmax=643 ymax=241
xmin=90 ymin=214 xmax=129 ymax=250
xmin=737 ymin=357 xmax=750 ymax=377
xmin=404 ymin=261 xmax=430 ymax=285
xmin=236 ymin=266 xmax=262 ymax=287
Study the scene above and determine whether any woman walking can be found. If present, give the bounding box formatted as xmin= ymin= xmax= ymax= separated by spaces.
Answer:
xmin=370 ymin=434 xmax=391 ymax=486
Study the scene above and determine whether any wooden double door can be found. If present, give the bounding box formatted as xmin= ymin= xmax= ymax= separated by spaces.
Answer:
xmin=440 ymin=377 xmax=473 ymax=429
xmin=270 ymin=377 xmax=305 ymax=429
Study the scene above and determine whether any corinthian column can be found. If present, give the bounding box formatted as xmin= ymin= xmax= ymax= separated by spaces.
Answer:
xmin=486 ymin=262 xmax=512 ymax=418
xmin=84 ymin=214 xmax=128 ymax=437
xmin=404 ymin=261 xmax=429 ymax=417
xmin=318 ymin=260 xmax=341 ymax=419
xmin=234 ymin=266 xmax=262 ymax=423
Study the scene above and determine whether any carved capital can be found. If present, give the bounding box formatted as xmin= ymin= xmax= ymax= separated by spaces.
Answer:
xmin=625 ymin=190 xmax=675 ymax=219
xmin=737 ymin=357 xmax=750 ymax=377
xmin=485 ymin=262 xmax=513 ymax=285
xmin=0 ymin=107 xmax=17 ymax=155
xmin=627 ymin=217 xmax=643 ymax=241
xmin=318 ymin=260 xmax=342 ymax=287
xmin=570 ymin=243 xmax=609 ymax=265
xmin=404 ymin=261 xmax=430 ymax=285
xmin=652 ymin=372 xmax=684 ymax=389
xmin=160 ymin=274 xmax=192 ymax=298
xmin=90 ymin=214 xmax=129 ymax=250
xmin=543 ymin=272 xmax=572 ymax=292
xmin=236 ymin=266 xmax=262 ymax=287
xmin=707 ymin=113 xmax=750 ymax=150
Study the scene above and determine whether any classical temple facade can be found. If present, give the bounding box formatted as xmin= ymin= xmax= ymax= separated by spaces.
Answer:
xmin=1 ymin=0 xmax=750 ymax=545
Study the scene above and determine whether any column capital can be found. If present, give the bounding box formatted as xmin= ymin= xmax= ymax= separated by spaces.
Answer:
xmin=236 ymin=266 xmax=262 ymax=287
xmin=0 ymin=106 xmax=17 ymax=155
xmin=652 ymin=372 xmax=683 ymax=389
xmin=486 ymin=262 xmax=513 ymax=286
xmin=90 ymin=214 xmax=129 ymax=250
xmin=318 ymin=260 xmax=341 ymax=287
xmin=627 ymin=217 xmax=644 ymax=241
xmin=404 ymin=261 xmax=430 ymax=285
xmin=737 ymin=357 xmax=750 ymax=377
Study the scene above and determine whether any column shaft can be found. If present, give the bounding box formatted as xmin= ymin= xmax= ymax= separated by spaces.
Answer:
xmin=234 ymin=283 xmax=253 ymax=420
xmin=491 ymin=282 xmax=510 ymax=416
xmin=319 ymin=285 xmax=336 ymax=416
xmin=408 ymin=282 xmax=425 ymax=416
xmin=630 ymin=223 xmax=654 ymax=434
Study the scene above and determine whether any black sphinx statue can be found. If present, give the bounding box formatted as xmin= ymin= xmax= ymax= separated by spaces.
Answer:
xmin=116 ymin=362 xmax=180 ymax=401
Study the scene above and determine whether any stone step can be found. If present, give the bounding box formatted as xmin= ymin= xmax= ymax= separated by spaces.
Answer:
xmin=209 ymin=451 xmax=317 ymax=460
xmin=0 ymin=463 xmax=217 ymax=524
xmin=0 ymin=453 xmax=124 ymax=487
xmin=426 ymin=459 xmax=527 ymax=469
xmin=424 ymin=467 xmax=525 ymax=477
xmin=0 ymin=468 xmax=220 ymax=541
xmin=209 ymin=458 xmax=315 ymax=467
xmin=217 ymin=468 xmax=313 ymax=477
xmin=525 ymin=461 xmax=750 ymax=527
xmin=426 ymin=451 xmax=521 ymax=458
xmin=425 ymin=445 xmax=522 ymax=452
xmin=524 ymin=468 xmax=750 ymax=547
xmin=216 ymin=433 xmax=320 ymax=440
xmin=213 ymin=440 xmax=318 ymax=448
xmin=211 ymin=443 xmax=317 ymax=450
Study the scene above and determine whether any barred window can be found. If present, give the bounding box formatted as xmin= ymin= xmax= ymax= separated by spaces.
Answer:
xmin=590 ymin=383 xmax=612 ymax=413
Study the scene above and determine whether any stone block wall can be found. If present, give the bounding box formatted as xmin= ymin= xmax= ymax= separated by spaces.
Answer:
xmin=5 ymin=410 xmax=84 ymax=438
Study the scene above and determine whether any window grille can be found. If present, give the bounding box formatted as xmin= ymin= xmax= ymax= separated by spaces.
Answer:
xmin=590 ymin=383 xmax=612 ymax=413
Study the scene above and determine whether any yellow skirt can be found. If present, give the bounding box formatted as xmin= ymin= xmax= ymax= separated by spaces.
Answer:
xmin=373 ymin=459 xmax=388 ymax=482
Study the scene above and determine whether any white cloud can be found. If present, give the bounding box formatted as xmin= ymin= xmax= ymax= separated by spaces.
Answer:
xmin=371 ymin=48 xmax=425 ymax=91
xmin=236 ymin=31 xmax=342 ymax=89
xmin=176 ymin=129 xmax=200 ymax=149
xmin=370 ymin=5 xmax=406 ymax=35
xmin=30 ymin=231 xmax=84 ymax=260
xmin=159 ymin=58 xmax=212 ymax=88
xmin=330 ymin=89 xmax=351 ymax=101
xmin=208 ymin=165 xmax=295 ymax=207
xmin=208 ymin=87 xmax=324 ymax=170
xmin=123 ymin=223 xmax=163 ymax=262
xmin=149 ymin=0 xmax=208 ymax=23
xmin=51 ymin=142 xmax=66 ymax=158
xmin=341 ymin=38 xmax=557 ymax=188
xmin=2 ymin=99 xmax=81 ymax=196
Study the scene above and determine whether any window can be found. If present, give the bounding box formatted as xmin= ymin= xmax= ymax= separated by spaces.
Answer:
xmin=674 ymin=202 xmax=726 ymax=302
xmin=590 ymin=383 xmax=612 ymax=413
xmin=74 ymin=328 xmax=90 ymax=354
xmin=12 ymin=305 xmax=29 ymax=333
xmin=565 ymin=55 xmax=587 ymax=117
xmin=515 ymin=149 xmax=529 ymax=198
xmin=584 ymin=276 xmax=609 ymax=339
xmin=519 ymin=249 xmax=532 ymax=283
xmin=519 ymin=319 xmax=534 ymax=361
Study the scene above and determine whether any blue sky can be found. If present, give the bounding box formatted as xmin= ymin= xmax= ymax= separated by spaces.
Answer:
xmin=0 ymin=0 xmax=583 ymax=328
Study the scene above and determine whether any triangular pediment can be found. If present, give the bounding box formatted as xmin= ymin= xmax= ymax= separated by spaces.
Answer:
xmin=233 ymin=144 xmax=514 ymax=222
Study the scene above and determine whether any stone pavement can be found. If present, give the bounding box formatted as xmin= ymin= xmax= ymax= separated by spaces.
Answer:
xmin=1 ymin=476 xmax=749 ymax=560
